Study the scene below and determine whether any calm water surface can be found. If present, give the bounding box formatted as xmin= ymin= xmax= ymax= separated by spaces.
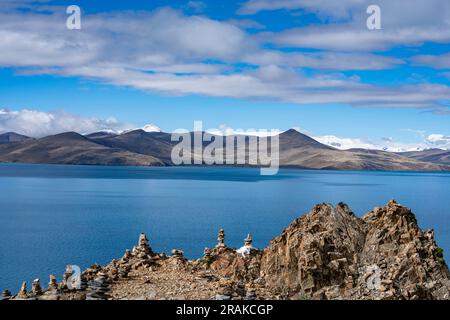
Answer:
xmin=0 ymin=164 xmax=449 ymax=291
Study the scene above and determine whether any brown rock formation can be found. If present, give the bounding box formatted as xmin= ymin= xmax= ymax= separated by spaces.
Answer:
xmin=261 ymin=200 xmax=450 ymax=299
xmin=4 ymin=201 xmax=450 ymax=300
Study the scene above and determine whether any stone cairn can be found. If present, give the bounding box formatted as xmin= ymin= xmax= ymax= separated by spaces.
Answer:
xmin=236 ymin=234 xmax=257 ymax=257
xmin=17 ymin=281 xmax=28 ymax=299
xmin=171 ymin=249 xmax=185 ymax=259
xmin=168 ymin=249 xmax=187 ymax=270
xmin=244 ymin=234 xmax=252 ymax=246
xmin=137 ymin=233 xmax=152 ymax=255
xmin=215 ymin=279 xmax=233 ymax=300
xmin=31 ymin=279 xmax=42 ymax=296
xmin=117 ymin=251 xmax=132 ymax=278
xmin=121 ymin=249 xmax=132 ymax=262
xmin=245 ymin=288 xmax=257 ymax=300
xmin=40 ymin=274 xmax=61 ymax=300
xmin=48 ymin=274 xmax=58 ymax=291
xmin=129 ymin=233 xmax=157 ymax=270
xmin=217 ymin=229 xmax=225 ymax=248
xmin=1 ymin=290 xmax=12 ymax=301
xmin=61 ymin=267 xmax=72 ymax=290
xmin=86 ymin=272 xmax=110 ymax=300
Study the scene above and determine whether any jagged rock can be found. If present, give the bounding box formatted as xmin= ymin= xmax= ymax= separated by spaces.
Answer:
xmin=261 ymin=201 xmax=450 ymax=299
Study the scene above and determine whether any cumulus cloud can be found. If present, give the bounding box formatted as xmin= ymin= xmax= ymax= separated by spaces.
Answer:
xmin=186 ymin=1 xmax=207 ymax=13
xmin=314 ymin=135 xmax=382 ymax=150
xmin=413 ymin=53 xmax=450 ymax=69
xmin=426 ymin=134 xmax=450 ymax=148
xmin=0 ymin=4 xmax=448 ymax=109
xmin=0 ymin=109 xmax=132 ymax=138
xmin=247 ymin=0 xmax=450 ymax=51
xmin=239 ymin=0 xmax=365 ymax=18
xmin=314 ymin=134 xmax=450 ymax=151
xmin=243 ymin=51 xmax=403 ymax=70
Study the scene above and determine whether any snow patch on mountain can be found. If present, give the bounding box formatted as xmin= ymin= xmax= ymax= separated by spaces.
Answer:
xmin=313 ymin=135 xmax=442 ymax=152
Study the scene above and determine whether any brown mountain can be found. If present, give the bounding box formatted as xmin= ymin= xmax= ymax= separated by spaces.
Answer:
xmin=89 ymin=129 xmax=175 ymax=164
xmin=85 ymin=131 xmax=118 ymax=140
xmin=0 ymin=132 xmax=32 ymax=144
xmin=0 ymin=129 xmax=449 ymax=171
xmin=277 ymin=130 xmax=449 ymax=171
xmin=399 ymin=149 xmax=450 ymax=166
xmin=0 ymin=132 xmax=163 ymax=166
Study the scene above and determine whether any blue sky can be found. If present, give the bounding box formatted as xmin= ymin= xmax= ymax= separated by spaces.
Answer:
xmin=0 ymin=0 xmax=449 ymax=150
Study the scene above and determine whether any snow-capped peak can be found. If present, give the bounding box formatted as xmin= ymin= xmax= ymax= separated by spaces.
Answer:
xmin=142 ymin=124 xmax=161 ymax=133
xmin=98 ymin=129 xmax=118 ymax=134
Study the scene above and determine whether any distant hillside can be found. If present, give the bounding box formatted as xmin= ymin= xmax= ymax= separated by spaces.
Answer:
xmin=0 ymin=130 xmax=449 ymax=172
xmin=399 ymin=149 xmax=450 ymax=166
xmin=89 ymin=129 xmax=175 ymax=164
xmin=0 ymin=132 xmax=163 ymax=166
xmin=0 ymin=132 xmax=32 ymax=144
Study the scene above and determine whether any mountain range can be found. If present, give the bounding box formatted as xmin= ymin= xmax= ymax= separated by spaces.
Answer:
xmin=0 ymin=129 xmax=449 ymax=171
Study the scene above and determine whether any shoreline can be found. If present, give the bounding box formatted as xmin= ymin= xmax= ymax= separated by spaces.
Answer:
xmin=1 ymin=162 xmax=450 ymax=175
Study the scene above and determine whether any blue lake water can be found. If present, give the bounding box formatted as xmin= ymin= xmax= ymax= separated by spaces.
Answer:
xmin=0 ymin=164 xmax=449 ymax=292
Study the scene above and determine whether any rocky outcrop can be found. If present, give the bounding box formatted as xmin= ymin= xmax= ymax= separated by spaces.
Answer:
xmin=261 ymin=200 xmax=450 ymax=299
xmin=3 ymin=201 xmax=449 ymax=300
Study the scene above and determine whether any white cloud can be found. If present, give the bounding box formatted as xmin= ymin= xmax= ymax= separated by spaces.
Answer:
xmin=206 ymin=124 xmax=281 ymax=137
xmin=314 ymin=135 xmax=382 ymax=150
xmin=243 ymin=50 xmax=403 ymax=70
xmin=186 ymin=1 xmax=207 ymax=13
xmin=413 ymin=53 xmax=450 ymax=69
xmin=246 ymin=0 xmax=450 ymax=51
xmin=0 ymin=109 xmax=132 ymax=138
xmin=267 ymin=25 xmax=450 ymax=52
xmin=239 ymin=0 xmax=364 ymax=18
xmin=0 ymin=5 xmax=448 ymax=109
xmin=225 ymin=19 xmax=266 ymax=30
xmin=142 ymin=124 xmax=162 ymax=133
xmin=315 ymin=133 xmax=450 ymax=151
xmin=426 ymin=134 xmax=450 ymax=148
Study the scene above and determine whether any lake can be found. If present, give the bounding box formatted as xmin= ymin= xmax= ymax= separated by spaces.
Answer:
xmin=0 ymin=164 xmax=449 ymax=292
